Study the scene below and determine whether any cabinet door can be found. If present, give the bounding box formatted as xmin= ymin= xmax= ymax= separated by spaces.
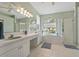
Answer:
xmin=0 ymin=39 xmax=30 ymax=57
xmin=22 ymin=39 xmax=30 ymax=57
xmin=0 ymin=48 xmax=19 ymax=57
xmin=18 ymin=45 xmax=24 ymax=57
xmin=18 ymin=39 xmax=30 ymax=57
xmin=0 ymin=40 xmax=22 ymax=57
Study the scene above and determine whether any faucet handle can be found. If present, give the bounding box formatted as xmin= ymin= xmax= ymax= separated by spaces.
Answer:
xmin=8 ymin=34 xmax=14 ymax=38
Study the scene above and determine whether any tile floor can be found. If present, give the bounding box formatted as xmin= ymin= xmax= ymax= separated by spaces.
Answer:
xmin=29 ymin=35 xmax=79 ymax=57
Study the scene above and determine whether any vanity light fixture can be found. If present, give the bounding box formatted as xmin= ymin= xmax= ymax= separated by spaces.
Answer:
xmin=16 ymin=7 xmax=33 ymax=18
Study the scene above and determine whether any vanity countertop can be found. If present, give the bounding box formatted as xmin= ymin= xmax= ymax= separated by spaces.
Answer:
xmin=0 ymin=33 xmax=38 ymax=47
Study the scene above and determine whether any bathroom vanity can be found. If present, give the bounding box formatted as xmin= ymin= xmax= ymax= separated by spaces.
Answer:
xmin=0 ymin=33 xmax=38 ymax=57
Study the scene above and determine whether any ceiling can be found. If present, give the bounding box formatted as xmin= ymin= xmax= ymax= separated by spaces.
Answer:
xmin=30 ymin=2 xmax=75 ymax=15
xmin=0 ymin=2 xmax=75 ymax=19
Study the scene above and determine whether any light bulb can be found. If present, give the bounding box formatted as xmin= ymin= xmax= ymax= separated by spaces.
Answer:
xmin=17 ymin=8 xmax=20 ymax=12
xmin=24 ymin=10 xmax=27 ymax=15
xmin=20 ymin=11 xmax=23 ymax=14
xmin=20 ymin=8 xmax=24 ymax=11
xmin=27 ymin=14 xmax=30 ymax=18
xmin=20 ymin=8 xmax=24 ymax=14
xmin=28 ymin=13 xmax=31 ymax=16
xmin=24 ymin=10 xmax=27 ymax=13
xmin=25 ymin=14 xmax=28 ymax=17
xmin=27 ymin=12 xmax=30 ymax=15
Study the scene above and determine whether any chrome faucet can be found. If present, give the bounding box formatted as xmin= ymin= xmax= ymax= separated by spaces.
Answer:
xmin=8 ymin=34 xmax=14 ymax=39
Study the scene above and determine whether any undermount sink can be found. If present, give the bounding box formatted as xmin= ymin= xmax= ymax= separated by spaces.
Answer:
xmin=12 ymin=36 xmax=21 ymax=39
xmin=6 ymin=36 xmax=22 ymax=40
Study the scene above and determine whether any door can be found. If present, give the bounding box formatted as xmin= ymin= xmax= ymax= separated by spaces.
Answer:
xmin=0 ymin=21 xmax=4 ymax=39
xmin=64 ymin=18 xmax=74 ymax=45
xmin=77 ymin=3 xmax=79 ymax=48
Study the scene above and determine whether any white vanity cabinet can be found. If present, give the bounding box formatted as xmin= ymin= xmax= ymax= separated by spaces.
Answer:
xmin=0 ymin=33 xmax=38 ymax=57
xmin=0 ymin=38 xmax=30 ymax=57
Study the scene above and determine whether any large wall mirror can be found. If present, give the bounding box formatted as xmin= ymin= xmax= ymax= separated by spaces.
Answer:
xmin=0 ymin=13 xmax=40 ymax=34
xmin=0 ymin=14 xmax=15 ymax=33
xmin=15 ymin=15 xmax=40 ymax=33
xmin=15 ymin=17 xmax=37 ymax=33
xmin=15 ymin=18 xmax=29 ymax=32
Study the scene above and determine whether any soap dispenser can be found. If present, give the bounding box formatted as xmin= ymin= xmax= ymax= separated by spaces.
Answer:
xmin=24 ymin=30 xmax=27 ymax=35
